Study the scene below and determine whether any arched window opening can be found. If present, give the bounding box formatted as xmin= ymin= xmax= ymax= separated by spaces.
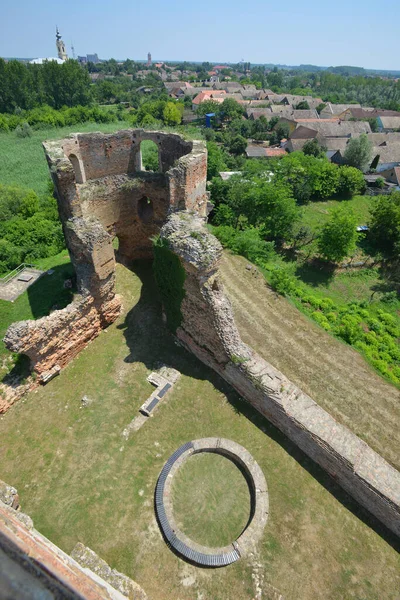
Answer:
xmin=140 ymin=140 xmax=160 ymax=172
xmin=138 ymin=196 xmax=154 ymax=223
xmin=68 ymin=153 xmax=85 ymax=183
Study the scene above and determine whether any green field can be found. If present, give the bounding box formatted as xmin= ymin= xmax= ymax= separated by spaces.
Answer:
xmin=0 ymin=250 xmax=74 ymax=382
xmin=171 ymin=452 xmax=251 ymax=547
xmin=1 ymin=260 xmax=399 ymax=600
xmin=301 ymin=195 xmax=372 ymax=232
xmin=0 ymin=122 xmax=131 ymax=196
xmin=0 ymin=122 xmax=202 ymax=197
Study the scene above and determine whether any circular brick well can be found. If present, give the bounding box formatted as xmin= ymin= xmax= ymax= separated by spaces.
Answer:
xmin=155 ymin=438 xmax=269 ymax=567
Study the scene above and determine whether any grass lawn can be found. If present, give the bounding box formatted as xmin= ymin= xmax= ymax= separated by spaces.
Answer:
xmin=171 ymin=452 xmax=251 ymax=547
xmin=220 ymin=252 xmax=400 ymax=470
xmin=0 ymin=260 xmax=399 ymax=600
xmin=301 ymin=195 xmax=372 ymax=232
xmin=0 ymin=121 xmax=132 ymax=196
xmin=0 ymin=122 xmax=203 ymax=197
xmin=0 ymin=250 xmax=75 ymax=381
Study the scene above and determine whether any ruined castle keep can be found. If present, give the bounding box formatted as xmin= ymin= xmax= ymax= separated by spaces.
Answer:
xmin=3 ymin=129 xmax=400 ymax=539
xmin=4 ymin=129 xmax=209 ymax=376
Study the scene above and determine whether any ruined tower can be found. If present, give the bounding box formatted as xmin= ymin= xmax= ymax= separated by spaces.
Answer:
xmin=56 ymin=26 xmax=68 ymax=61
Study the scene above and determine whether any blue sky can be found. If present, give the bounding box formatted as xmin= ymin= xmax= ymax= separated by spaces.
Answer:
xmin=1 ymin=0 xmax=399 ymax=70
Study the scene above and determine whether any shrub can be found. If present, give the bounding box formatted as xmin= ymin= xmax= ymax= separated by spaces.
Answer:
xmin=311 ymin=311 xmax=331 ymax=330
xmin=318 ymin=205 xmax=358 ymax=262
xmin=337 ymin=166 xmax=366 ymax=197
xmin=375 ymin=177 xmax=385 ymax=189
xmin=269 ymin=269 xmax=297 ymax=296
xmin=15 ymin=122 xmax=32 ymax=138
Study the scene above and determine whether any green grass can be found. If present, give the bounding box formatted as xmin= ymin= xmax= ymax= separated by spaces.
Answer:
xmin=0 ymin=122 xmax=203 ymax=197
xmin=0 ymin=250 xmax=74 ymax=379
xmin=0 ymin=262 xmax=399 ymax=600
xmin=301 ymin=195 xmax=372 ymax=232
xmin=0 ymin=122 xmax=131 ymax=196
xmin=171 ymin=452 xmax=251 ymax=547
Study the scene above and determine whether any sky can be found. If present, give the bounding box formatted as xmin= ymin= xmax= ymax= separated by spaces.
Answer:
xmin=1 ymin=0 xmax=399 ymax=70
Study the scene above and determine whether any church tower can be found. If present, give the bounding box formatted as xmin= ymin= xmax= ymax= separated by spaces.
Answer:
xmin=56 ymin=27 xmax=68 ymax=61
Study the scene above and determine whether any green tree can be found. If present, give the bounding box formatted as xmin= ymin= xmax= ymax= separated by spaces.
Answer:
xmin=337 ymin=166 xmax=366 ymax=197
xmin=219 ymin=98 xmax=244 ymax=121
xmin=163 ymin=101 xmax=182 ymax=125
xmin=343 ymin=133 xmax=373 ymax=171
xmin=318 ymin=206 xmax=358 ymax=262
xmin=303 ymin=138 xmax=326 ymax=158
xmin=206 ymin=142 xmax=227 ymax=179
xmin=295 ymin=101 xmax=310 ymax=110
xmin=196 ymin=100 xmax=221 ymax=117
xmin=228 ymin=134 xmax=247 ymax=155
xmin=369 ymin=192 xmax=400 ymax=256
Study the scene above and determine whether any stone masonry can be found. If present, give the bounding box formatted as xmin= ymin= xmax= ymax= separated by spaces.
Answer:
xmin=2 ymin=128 xmax=399 ymax=545
xmin=4 ymin=130 xmax=208 ymax=378
xmin=159 ymin=212 xmax=400 ymax=538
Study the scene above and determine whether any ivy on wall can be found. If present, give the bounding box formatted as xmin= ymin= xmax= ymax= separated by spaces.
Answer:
xmin=153 ymin=236 xmax=186 ymax=333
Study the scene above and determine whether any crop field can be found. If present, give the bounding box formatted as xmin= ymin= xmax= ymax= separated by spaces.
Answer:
xmin=0 ymin=259 xmax=399 ymax=600
xmin=219 ymin=252 xmax=400 ymax=470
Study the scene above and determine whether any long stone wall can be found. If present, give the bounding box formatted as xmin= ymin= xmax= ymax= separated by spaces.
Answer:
xmin=159 ymin=212 xmax=400 ymax=538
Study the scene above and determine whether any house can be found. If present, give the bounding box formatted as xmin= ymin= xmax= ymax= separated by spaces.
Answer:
xmin=275 ymin=95 xmax=323 ymax=110
xmin=379 ymin=166 xmax=400 ymax=186
xmin=192 ymin=90 xmax=226 ymax=110
xmin=245 ymin=145 xmax=286 ymax=158
xmin=289 ymin=125 xmax=318 ymax=140
xmin=370 ymin=143 xmax=400 ymax=172
xmin=339 ymin=107 xmax=400 ymax=120
xmin=247 ymin=108 xmax=274 ymax=120
xmin=377 ymin=116 xmax=400 ymax=132
xmin=295 ymin=119 xmax=371 ymax=137
xmin=366 ymin=132 xmax=400 ymax=146
xmin=320 ymin=103 xmax=361 ymax=118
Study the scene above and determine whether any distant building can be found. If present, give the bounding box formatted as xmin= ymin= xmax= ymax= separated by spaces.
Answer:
xmin=87 ymin=54 xmax=99 ymax=64
xmin=56 ymin=27 xmax=68 ymax=61
xmin=30 ymin=27 xmax=68 ymax=64
xmin=147 ymin=52 xmax=152 ymax=66
xmin=78 ymin=56 xmax=87 ymax=64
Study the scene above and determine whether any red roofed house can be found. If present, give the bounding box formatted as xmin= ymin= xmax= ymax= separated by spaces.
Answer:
xmin=192 ymin=90 xmax=226 ymax=110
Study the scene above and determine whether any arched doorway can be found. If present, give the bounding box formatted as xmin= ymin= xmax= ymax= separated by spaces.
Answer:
xmin=140 ymin=140 xmax=160 ymax=172
xmin=68 ymin=154 xmax=85 ymax=183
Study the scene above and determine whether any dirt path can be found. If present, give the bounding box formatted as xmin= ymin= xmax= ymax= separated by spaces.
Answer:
xmin=219 ymin=252 xmax=400 ymax=469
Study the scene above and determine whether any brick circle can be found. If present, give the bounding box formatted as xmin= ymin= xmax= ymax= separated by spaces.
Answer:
xmin=155 ymin=438 xmax=269 ymax=567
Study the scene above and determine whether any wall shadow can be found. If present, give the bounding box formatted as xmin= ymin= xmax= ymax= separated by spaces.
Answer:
xmin=118 ymin=261 xmax=400 ymax=554
xmin=27 ymin=263 xmax=76 ymax=319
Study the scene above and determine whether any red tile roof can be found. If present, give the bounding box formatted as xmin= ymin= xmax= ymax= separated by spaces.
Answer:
xmin=192 ymin=90 xmax=226 ymax=105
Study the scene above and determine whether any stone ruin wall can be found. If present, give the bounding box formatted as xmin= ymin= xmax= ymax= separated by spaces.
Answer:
xmin=159 ymin=213 xmax=400 ymax=539
xmin=2 ymin=129 xmax=400 ymax=543
xmin=3 ymin=129 xmax=208 ymax=380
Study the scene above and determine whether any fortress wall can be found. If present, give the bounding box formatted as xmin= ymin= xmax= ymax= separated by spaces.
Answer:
xmin=160 ymin=213 xmax=400 ymax=538
xmin=3 ymin=130 xmax=208 ymax=380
